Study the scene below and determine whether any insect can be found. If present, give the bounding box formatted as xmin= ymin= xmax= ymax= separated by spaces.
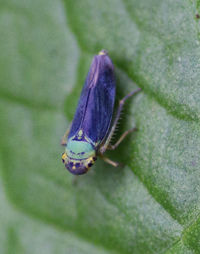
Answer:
xmin=61 ymin=50 xmax=141 ymax=175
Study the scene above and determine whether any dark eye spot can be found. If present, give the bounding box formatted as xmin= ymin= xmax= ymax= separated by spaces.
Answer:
xmin=93 ymin=157 xmax=97 ymax=161
xmin=76 ymin=163 xmax=81 ymax=167
xmin=81 ymin=152 xmax=85 ymax=155
xmin=62 ymin=159 xmax=65 ymax=163
xmin=88 ymin=162 xmax=93 ymax=167
xmin=69 ymin=162 xmax=74 ymax=167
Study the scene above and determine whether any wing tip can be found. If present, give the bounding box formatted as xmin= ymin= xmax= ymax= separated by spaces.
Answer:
xmin=98 ymin=49 xmax=108 ymax=56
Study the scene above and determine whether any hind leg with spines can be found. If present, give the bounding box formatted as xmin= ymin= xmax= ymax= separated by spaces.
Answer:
xmin=99 ymin=88 xmax=141 ymax=166
xmin=100 ymin=88 xmax=141 ymax=154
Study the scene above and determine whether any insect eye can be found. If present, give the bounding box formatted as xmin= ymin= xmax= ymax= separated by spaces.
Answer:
xmin=88 ymin=162 xmax=93 ymax=167
xmin=61 ymin=152 xmax=67 ymax=163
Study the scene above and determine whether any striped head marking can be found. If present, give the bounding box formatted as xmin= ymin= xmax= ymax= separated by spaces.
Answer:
xmin=62 ymin=138 xmax=97 ymax=175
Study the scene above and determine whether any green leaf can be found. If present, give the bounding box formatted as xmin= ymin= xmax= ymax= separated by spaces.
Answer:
xmin=0 ymin=0 xmax=199 ymax=253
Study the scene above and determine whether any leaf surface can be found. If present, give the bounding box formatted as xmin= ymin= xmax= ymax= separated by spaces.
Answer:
xmin=0 ymin=0 xmax=199 ymax=253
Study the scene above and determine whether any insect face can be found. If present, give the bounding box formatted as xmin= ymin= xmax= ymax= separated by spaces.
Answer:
xmin=62 ymin=153 xmax=97 ymax=175
xmin=62 ymin=138 xmax=97 ymax=175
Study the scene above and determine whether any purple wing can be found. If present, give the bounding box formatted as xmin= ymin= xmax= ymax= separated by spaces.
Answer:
xmin=68 ymin=51 xmax=116 ymax=146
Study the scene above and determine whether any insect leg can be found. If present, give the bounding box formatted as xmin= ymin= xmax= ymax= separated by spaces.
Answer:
xmin=100 ymin=87 xmax=141 ymax=154
xmin=61 ymin=123 xmax=72 ymax=146
xmin=107 ymin=127 xmax=137 ymax=150
xmin=100 ymin=155 xmax=119 ymax=167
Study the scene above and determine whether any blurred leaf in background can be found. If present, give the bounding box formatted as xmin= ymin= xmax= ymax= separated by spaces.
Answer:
xmin=0 ymin=0 xmax=200 ymax=253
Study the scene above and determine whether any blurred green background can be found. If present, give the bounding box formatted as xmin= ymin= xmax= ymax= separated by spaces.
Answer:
xmin=0 ymin=0 xmax=200 ymax=253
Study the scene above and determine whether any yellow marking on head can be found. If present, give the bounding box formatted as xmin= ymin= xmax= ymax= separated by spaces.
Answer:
xmin=98 ymin=50 xmax=107 ymax=55
xmin=86 ymin=158 xmax=91 ymax=164
xmin=62 ymin=153 xmax=67 ymax=160
xmin=85 ymin=157 xmax=95 ymax=167
xmin=72 ymin=166 xmax=76 ymax=170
